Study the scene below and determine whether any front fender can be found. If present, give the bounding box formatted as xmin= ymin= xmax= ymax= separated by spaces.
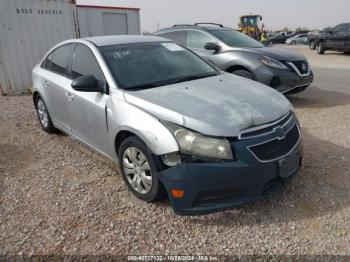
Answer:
xmin=109 ymin=94 xmax=179 ymax=157
xmin=210 ymin=51 xmax=260 ymax=74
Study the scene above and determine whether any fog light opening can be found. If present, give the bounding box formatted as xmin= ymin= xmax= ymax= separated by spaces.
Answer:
xmin=161 ymin=152 xmax=181 ymax=167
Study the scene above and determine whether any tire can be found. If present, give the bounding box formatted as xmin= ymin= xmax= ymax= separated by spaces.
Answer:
xmin=344 ymin=51 xmax=350 ymax=55
xmin=309 ymin=40 xmax=316 ymax=50
xmin=231 ymin=69 xmax=253 ymax=80
xmin=291 ymin=40 xmax=296 ymax=45
xmin=118 ymin=136 xmax=165 ymax=202
xmin=35 ymin=96 xmax=56 ymax=133
xmin=317 ymin=41 xmax=325 ymax=54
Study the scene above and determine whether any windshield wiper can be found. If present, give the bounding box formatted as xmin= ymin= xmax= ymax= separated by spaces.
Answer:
xmin=126 ymin=83 xmax=161 ymax=91
xmin=168 ymin=73 xmax=217 ymax=85
xmin=125 ymin=73 xmax=218 ymax=90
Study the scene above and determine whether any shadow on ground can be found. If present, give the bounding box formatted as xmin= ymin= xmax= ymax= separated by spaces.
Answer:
xmin=287 ymin=86 xmax=350 ymax=109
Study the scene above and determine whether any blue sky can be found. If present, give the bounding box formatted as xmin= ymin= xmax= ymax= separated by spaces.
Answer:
xmin=77 ymin=0 xmax=350 ymax=32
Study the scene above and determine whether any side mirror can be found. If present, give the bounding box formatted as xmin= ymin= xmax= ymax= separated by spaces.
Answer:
xmin=204 ymin=42 xmax=221 ymax=52
xmin=71 ymin=75 xmax=104 ymax=93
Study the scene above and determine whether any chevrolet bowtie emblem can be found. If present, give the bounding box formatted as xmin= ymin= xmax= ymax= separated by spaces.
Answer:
xmin=274 ymin=126 xmax=286 ymax=140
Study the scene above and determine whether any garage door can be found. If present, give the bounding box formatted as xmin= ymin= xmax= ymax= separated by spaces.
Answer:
xmin=102 ymin=13 xmax=128 ymax=35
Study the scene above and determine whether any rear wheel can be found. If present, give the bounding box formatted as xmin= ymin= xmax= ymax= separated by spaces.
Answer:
xmin=309 ymin=40 xmax=316 ymax=50
xmin=118 ymin=136 xmax=165 ymax=202
xmin=231 ymin=69 xmax=253 ymax=80
xmin=35 ymin=96 xmax=56 ymax=133
xmin=317 ymin=42 xmax=325 ymax=54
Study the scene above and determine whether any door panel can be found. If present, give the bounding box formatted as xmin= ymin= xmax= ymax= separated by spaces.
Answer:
xmin=69 ymin=86 xmax=110 ymax=151
xmin=41 ymin=70 xmax=71 ymax=130
xmin=346 ymin=31 xmax=350 ymax=48
xmin=40 ymin=44 xmax=76 ymax=130
xmin=326 ymin=32 xmax=345 ymax=48
xmin=69 ymin=44 xmax=109 ymax=152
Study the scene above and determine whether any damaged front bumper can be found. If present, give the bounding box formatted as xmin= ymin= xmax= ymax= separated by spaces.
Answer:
xmin=158 ymin=118 xmax=303 ymax=215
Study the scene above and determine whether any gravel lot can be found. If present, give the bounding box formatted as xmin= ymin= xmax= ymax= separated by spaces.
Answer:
xmin=1 ymin=46 xmax=350 ymax=257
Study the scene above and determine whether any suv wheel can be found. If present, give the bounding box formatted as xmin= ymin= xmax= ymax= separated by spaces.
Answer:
xmin=317 ymin=42 xmax=325 ymax=54
xmin=309 ymin=40 xmax=316 ymax=50
xmin=118 ymin=136 xmax=165 ymax=202
xmin=291 ymin=40 xmax=296 ymax=45
xmin=35 ymin=96 xmax=56 ymax=133
xmin=231 ymin=70 xmax=253 ymax=80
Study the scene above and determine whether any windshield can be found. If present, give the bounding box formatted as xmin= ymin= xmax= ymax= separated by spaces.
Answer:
xmin=99 ymin=42 xmax=218 ymax=90
xmin=241 ymin=16 xmax=259 ymax=27
xmin=210 ymin=29 xmax=263 ymax=48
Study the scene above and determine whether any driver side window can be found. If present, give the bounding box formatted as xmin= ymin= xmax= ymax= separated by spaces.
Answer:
xmin=71 ymin=44 xmax=105 ymax=82
xmin=187 ymin=31 xmax=214 ymax=49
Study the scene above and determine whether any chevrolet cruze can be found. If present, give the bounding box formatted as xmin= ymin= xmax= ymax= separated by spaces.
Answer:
xmin=32 ymin=36 xmax=303 ymax=215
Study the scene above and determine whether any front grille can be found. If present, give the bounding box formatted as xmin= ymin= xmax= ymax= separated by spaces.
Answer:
xmin=240 ymin=111 xmax=293 ymax=139
xmin=248 ymin=124 xmax=300 ymax=161
xmin=287 ymin=60 xmax=309 ymax=76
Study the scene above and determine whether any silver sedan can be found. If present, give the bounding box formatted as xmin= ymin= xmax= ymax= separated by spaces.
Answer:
xmin=32 ymin=36 xmax=302 ymax=215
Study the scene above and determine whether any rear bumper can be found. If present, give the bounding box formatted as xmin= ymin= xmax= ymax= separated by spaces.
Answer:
xmin=254 ymin=66 xmax=314 ymax=94
xmin=158 ymin=119 xmax=303 ymax=215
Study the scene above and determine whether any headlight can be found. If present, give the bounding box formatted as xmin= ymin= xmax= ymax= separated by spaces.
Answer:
xmin=259 ymin=56 xmax=288 ymax=70
xmin=163 ymin=122 xmax=234 ymax=160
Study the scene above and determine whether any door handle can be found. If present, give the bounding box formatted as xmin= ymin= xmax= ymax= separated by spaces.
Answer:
xmin=65 ymin=92 xmax=74 ymax=101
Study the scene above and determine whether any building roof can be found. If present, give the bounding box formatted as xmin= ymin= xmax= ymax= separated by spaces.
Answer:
xmin=84 ymin=35 xmax=167 ymax=47
xmin=76 ymin=4 xmax=140 ymax=11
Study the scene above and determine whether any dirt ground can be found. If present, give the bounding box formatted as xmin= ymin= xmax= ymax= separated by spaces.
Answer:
xmin=0 ymin=45 xmax=350 ymax=257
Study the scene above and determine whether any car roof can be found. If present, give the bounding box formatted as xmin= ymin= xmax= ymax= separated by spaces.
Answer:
xmin=154 ymin=24 xmax=232 ymax=34
xmin=83 ymin=35 xmax=168 ymax=47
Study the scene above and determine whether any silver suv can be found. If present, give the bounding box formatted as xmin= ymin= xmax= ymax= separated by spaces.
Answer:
xmin=154 ymin=23 xmax=313 ymax=94
xmin=32 ymin=36 xmax=302 ymax=215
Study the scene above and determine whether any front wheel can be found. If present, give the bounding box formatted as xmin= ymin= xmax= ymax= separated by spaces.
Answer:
xmin=291 ymin=40 xmax=296 ymax=45
xmin=118 ymin=136 xmax=165 ymax=202
xmin=309 ymin=40 xmax=316 ymax=50
xmin=317 ymin=42 xmax=325 ymax=54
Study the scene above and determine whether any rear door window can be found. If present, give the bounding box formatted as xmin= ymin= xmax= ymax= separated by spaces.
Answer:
xmin=157 ymin=31 xmax=187 ymax=46
xmin=71 ymin=44 xmax=105 ymax=81
xmin=43 ymin=44 xmax=75 ymax=76
xmin=42 ymin=52 xmax=54 ymax=70
xmin=334 ymin=23 xmax=350 ymax=32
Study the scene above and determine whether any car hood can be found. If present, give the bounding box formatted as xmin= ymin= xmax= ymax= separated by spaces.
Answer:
xmin=123 ymin=73 xmax=291 ymax=137
xmin=233 ymin=46 xmax=306 ymax=61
